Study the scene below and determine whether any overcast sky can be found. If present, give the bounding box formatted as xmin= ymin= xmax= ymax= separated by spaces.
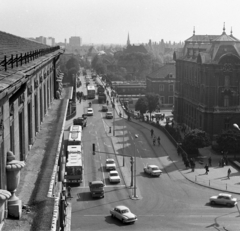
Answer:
xmin=1 ymin=0 xmax=240 ymax=45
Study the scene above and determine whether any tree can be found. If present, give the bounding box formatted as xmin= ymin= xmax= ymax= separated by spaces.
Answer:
xmin=95 ymin=62 xmax=107 ymax=75
xmin=182 ymin=129 xmax=211 ymax=155
xmin=145 ymin=93 xmax=160 ymax=119
xmin=216 ymin=129 xmax=240 ymax=153
xmin=66 ymin=57 xmax=79 ymax=71
xmin=135 ymin=97 xmax=148 ymax=116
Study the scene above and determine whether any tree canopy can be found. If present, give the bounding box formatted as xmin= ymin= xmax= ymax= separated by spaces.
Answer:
xmin=135 ymin=97 xmax=148 ymax=115
xmin=182 ymin=129 xmax=211 ymax=155
xmin=145 ymin=93 xmax=160 ymax=115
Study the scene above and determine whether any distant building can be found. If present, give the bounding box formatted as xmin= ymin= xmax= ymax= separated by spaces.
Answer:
xmin=146 ymin=62 xmax=176 ymax=107
xmin=69 ymin=36 xmax=82 ymax=47
xmin=173 ymin=26 xmax=240 ymax=138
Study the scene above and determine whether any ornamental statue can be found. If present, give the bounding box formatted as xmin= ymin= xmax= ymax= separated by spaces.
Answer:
xmin=6 ymin=151 xmax=25 ymax=219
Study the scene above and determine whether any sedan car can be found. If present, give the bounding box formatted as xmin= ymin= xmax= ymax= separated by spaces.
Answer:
xmin=105 ymin=158 xmax=116 ymax=171
xmin=102 ymin=105 xmax=108 ymax=112
xmin=110 ymin=205 xmax=137 ymax=224
xmin=209 ymin=193 xmax=237 ymax=207
xmin=109 ymin=170 xmax=121 ymax=183
xmin=106 ymin=111 xmax=113 ymax=119
xmin=87 ymin=108 xmax=94 ymax=116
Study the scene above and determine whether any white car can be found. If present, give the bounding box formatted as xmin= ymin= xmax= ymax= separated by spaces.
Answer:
xmin=209 ymin=193 xmax=237 ymax=207
xmin=106 ymin=111 xmax=113 ymax=119
xmin=87 ymin=108 xmax=94 ymax=116
xmin=110 ymin=205 xmax=137 ymax=224
xmin=109 ymin=170 xmax=121 ymax=183
xmin=144 ymin=164 xmax=162 ymax=177
xmin=106 ymin=158 xmax=116 ymax=171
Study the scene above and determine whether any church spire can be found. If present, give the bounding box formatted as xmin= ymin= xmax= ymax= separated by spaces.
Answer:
xmin=127 ymin=33 xmax=130 ymax=46
xmin=230 ymin=27 xmax=233 ymax=36
xmin=223 ymin=22 xmax=226 ymax=34
xmin=193 ymin=26 xmax=195 ymax=36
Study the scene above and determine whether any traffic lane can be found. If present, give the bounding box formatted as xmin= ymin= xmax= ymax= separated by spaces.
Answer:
xmin=112 ymin=121 xmax=240 ymax=230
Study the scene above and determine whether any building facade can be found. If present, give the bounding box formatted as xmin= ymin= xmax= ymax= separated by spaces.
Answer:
xmin=146 ymin=62 xmax=176 ymax=107
xmin=173 ymin=27 xmax=240 ymax=138
xmin=0 ymin=31 xmax=63 ymax=223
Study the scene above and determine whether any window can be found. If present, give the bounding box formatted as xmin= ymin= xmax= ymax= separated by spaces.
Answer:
xmin=159 ymin=84 xmax=164 ymax=92
xmin=169 ymin=84 xmax=174 ymax=92
xmin=224 ymin=95 xmax=229 ymax=107
xmin=160 ymin=96 xmax=165 ymax=104
xmin=168 ymin=96 xmax=173 ymax=104
xmin=224 ymin=76 xmax=230 ymax=87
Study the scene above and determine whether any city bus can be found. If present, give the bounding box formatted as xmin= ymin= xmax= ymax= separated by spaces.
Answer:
xmin=65 ymin=154 xmax=83 ymax=184
xmin=87 ymin=85 xmax=96 ymax=99
xmin=68 ymin=131 xmax=81 ymax=146
xmin=70 ymin=125 xmax=82 ymax=134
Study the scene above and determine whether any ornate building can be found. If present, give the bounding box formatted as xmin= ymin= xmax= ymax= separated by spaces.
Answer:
xmin=146 ymin=62 xmax=176 ymax=107
xmin=0 ymin=31 xmax=63 ymax=223
xmin=173 ymin=25 xmax=240 ymax=138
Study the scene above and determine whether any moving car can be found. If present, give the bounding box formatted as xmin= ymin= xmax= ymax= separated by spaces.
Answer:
xmin=105 ymin=158 xmax=116 ymax=171
xmin=144 ymin=164 xmax=162 ymax=177
xmin=110 ymin=205 xmax=137 ymax=224
xmin=102 ymin=105 xmax=108 ymax=112
xmin=109 ymin=170 xmax=121 ymax=183
xmin=73 ymin=117 xmax=87 ymax=127
xmin=106 ymin=111 xmax=113 ymax=119
xmin=87 ymin=108 xmax=94 ymax=116
xmin=209 ymin=193 xmax=237 ymax=207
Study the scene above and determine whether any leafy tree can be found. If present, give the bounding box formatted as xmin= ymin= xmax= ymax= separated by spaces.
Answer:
xmin=216 ymin=129 xmax=240 ymax=153
xmin=91 ymin=55 xmax=99 ymax=69
xmin=95 ymin=62 xmax=107 ymax=75
xmin=145 ymin=93 xmax=160 ymax=119
xmin=182 ymin=129 xmax=211 ymax=155
xmin=135 ymin=97 xmax=148 ymax=115
xmin=66 ymin=57 xmax=79 ymax=71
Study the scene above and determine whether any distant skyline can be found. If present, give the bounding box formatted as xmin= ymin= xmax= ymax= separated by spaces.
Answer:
xmin=1 ymin=0 xmax=240 ymax=45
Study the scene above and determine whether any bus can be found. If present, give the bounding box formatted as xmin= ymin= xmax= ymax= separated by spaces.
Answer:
xmin=68 ymin=132 xmax=81 ymax=146
xmin=70 ymin=125 xmax=82 ymax=134
xmin=87 ymin=85 xmax=96 ymax=99
xmin=66 ymin=143 xmax=82 ymax=184
xmin=65 ymin=154 xmax=83 ymax=184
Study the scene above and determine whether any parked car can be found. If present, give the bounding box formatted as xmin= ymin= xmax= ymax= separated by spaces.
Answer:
xmin=87 ymin=108 xmax=94 ymax=116
xmin=209 ymin=193 xmax=237 ymax=207
xmin=109 ymin=170 xmax=121 ymax=183
xmin=106 ymin=111 xmax=113 ymax=119
xmin=110 ymin=205 xmax=137 ymax=224
xmin=105 ymin=158 xmax=116 ymax=171
xmin=102 ymin=105 xmax=108 ymax=112
xmin=73 ymin=117 xmax=87 ymax=127
xmin=143 ymin=164 xmax=162 ymax=177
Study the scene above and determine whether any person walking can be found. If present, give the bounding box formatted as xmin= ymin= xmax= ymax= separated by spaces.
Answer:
xmin=153 ymin=136 xmax=156 ymax=146
xmin=205 ymin=164 xmax=209 ymax=175
xmin=67 ymin=186 xmax=72 ymax=198
xmin=150 ymin=128 xmax=154 ymax=138
xmin=227 ymin=168 xmax=231 ymax=179
xmin=157 ymin=136 xmax=161 ymax=146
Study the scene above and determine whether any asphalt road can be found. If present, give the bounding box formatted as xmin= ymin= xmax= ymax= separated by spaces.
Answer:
xmin=70 ymin=73 xmax=240 ymax=231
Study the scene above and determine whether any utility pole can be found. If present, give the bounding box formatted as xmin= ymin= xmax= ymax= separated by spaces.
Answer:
xmin=133 ymin=134 xmax=138 ymax=199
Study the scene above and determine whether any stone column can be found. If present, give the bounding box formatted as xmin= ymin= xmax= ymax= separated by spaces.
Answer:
xmin=6 ymin=151 xmax=25 ymax=219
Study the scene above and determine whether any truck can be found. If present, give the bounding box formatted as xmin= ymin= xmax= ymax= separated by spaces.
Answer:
xmin=97 ymin=85 xmax=105 ymax=94
xmin=73 ymin=116 xmax=87 ymax=128
xmin=89 ymin=180 xmax=105 ymax=198
xmin=143 ymin=164 xmax=162 ymax=177
xmin=98 ymin=92 xmax=106 ymax=104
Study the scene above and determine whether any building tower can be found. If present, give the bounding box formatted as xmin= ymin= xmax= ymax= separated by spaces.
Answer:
xmin=127 ymin=33 xmax=130 ymax=46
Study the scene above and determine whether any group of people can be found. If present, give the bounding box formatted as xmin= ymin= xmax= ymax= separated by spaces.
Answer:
xmin=151 ymin=129 xmax=161 ymax=146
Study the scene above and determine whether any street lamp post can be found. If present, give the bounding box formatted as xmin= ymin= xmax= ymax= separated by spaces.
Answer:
xmin=133 ymin=134 xmax=138 ymax=199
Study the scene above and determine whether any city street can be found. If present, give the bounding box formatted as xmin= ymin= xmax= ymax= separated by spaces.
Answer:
xmin=68 ymin=73 xmax=240 ymax=231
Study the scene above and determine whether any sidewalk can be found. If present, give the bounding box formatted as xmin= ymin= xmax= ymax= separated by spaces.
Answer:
xmin=105 ymin=86 xmax=240 ymax=195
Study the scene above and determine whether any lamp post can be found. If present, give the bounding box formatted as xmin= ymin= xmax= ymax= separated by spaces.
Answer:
xmin=122 ymin=112 xmax=125 ymax=166
xmin=233 ymin=123 xmax=240 ymax=160
xmin=133 ymin=134 xmax=138 ymax=199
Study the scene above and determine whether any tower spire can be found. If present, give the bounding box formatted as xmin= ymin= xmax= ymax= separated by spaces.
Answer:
xmin=127 ymin=33 xmax=130 ymax=46
xmin=193 ymin=26 xmax=195 ymax=35
xmin=231 ymin=27 xmax=233 ymax=36
xmin=223 ymin=22 xmax=226 ymax=34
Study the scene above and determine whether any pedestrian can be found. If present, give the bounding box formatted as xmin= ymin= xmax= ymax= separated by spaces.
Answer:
xmin=221 ymin=157 xmax=225 ymax=168
xmin=225 ymin=157 xmax=228 ymax=166
xmin=67 ymin=186 xmax=71 ymax=198
xmin=227 ymin=168 xmax=231 ymax=179
xmin=150 ymin=128 xmax=154 ymax=138
xmin=205 ymin=164 xmax=209 ymax=175
xmin=208 ymin=156 xmax=212 ymax=167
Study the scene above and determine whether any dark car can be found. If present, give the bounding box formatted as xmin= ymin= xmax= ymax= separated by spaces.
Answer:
xmin=73 ymin=117 xmax=87 ymax=127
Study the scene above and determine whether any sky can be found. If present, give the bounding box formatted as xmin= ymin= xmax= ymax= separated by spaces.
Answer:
xmin=1 ymin=0 xmax=240 ymax=45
